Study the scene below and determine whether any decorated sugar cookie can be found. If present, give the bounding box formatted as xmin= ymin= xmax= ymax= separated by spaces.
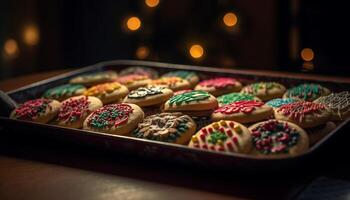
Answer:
xmin=274 ymin=101 xmax=331 ymax=128
xmin=119 ymin=66 xmax=158 ymax=79
xmin=283 ymin=83 xmax=330 ymax=101
xmin=162 ymin=70 xmax=199 ymax=87
xmin=249 ymin=120 xmax=309 ymax=158
xmin=123 ymin=86 xmax=173 ymax=107
xmin=43 ymin=84 xmax=86 ymax=101
xmin=188 ymin=120 xmax=252 ymax=153
xmin=115 ymin=74 xmax=151 ymax=90
xmin=241 ymin=82 xmax=286 ymax=101
xmin=314 ymin=91 xmax=350 ymax=120
xmin=266 ymin=98 xmax=298 ymax=109
xmin=164 ymin=90 xmax=218 ymax=116
xmin=211 ymin=100 xmax=273 ymax=124
xmin=217 ymin=92 xmax=261 ymax=106
xmin=69 ymin=71 xmax=117 ymax=86
xmin=195 ymin=77 xmax=242 ymax=96
xmin=56 ymin=96 xmax=103 ymax=128
xmin=148 ymin=77 xmax=191 ymax=92
xmin=84 ymin=82 xmax=129 ymax=104
xmin=10 ymin=98 xmax=61 ymax=124
xmin=83 ymin=103 xmax=144 ymax=135
xmin=132 ymin=112 xmax=196 ymax=144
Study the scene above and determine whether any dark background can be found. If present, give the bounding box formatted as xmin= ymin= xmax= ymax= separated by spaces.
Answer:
xmin=1 ymin=0 xmax=350 ymax=80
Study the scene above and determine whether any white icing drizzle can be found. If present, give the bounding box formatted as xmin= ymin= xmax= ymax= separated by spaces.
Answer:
xmin=315 ymin=91 xmax=350 ymax=119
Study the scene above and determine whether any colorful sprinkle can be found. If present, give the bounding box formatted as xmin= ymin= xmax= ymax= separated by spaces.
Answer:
xmin=58 ymin=96 xmax=90 ymax=123
xmin=14 ymin=99 xmax=53 ymax=120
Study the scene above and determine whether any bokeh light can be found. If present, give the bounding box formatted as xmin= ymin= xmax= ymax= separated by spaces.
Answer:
xmin=145 ymin=0 xmax=160 ymax=8
xmin=189 ymin=44 xmax=204 ymax=59
xmin=223 ymin=12 xmax=238 ymax=27
xmin=23 ymin=24 xmax=40 ymax=46
xmin=301 ymin=48 xmax=314 ymax=61
xmin=136 ymin=46 xmax=150 ymax=59
xmin=3 ymin=39 xmax=19 ymax=58
xmin=126 ymin=16 xmax=142 ymax=31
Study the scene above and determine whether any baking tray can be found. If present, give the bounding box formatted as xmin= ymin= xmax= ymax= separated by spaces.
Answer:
xmin=1 ymin=60 xmax=349 ymax=172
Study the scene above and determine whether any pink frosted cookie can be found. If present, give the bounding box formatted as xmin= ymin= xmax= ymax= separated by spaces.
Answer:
xmin=194 ymin=77 xmax=242 ymax=96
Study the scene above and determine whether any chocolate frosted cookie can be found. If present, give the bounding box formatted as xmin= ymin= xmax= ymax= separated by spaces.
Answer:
xmin=217 ymin=92 xmax=261 ymax=106
xmin=10 ymin=98 xmax=61 ymax=124
xmin=314 ymin=91 xmax=350 ymax=120
xmin=283 ymin=83 xmax=330 ymax=101
xmin=132 ymin=112 xmax=196 ymax=144
xmin=123 ymin=86 xmax=173 ymax=107
xmin=249 ymin=120 xmax=309 ymax=158
xmin=43 ymin=84 xmax=86 ymax=101
xmin=241 ymin=82 xmax=286 ymax=101
xmin=195 ymin=77 xmax=242 ymax=96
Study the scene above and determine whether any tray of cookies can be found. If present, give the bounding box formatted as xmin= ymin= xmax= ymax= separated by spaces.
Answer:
xmin=0 ymin=60 xmax=349 ymax=171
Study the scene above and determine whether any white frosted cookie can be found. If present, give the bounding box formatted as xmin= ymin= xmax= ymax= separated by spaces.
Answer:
xmin=69 ymin=71 xmax=117 ymax=86
xmin=83 ymin=103 xmax=144 ymax=135
xmin=162 ymin=70 xmax=199 ymax=88
xmin=148 ymin=77 xmax=191 ymax=92
xmin=132 ymin=112 xmax=196 ymax=144
xmin=84 ymin=82 xmax=129 ymax=104
xmin=249 ymin=120 xmax=309 ymax=158
xmin=43 ymin=84 xmax=86 ymax=101
xmin=56 ymin=96 xmax=103 ymax=129
xmin=116 ymin=74 xmax=151 ymax=90
xmin=241 ymin=82 xmax=286 ymax=101
xmin=123 ymin=86 xmax=173 ymax=107
xmin=283 ymin=83 xmax=331 ymax=101
xmin=188 ymin=120 xmax=252 ymax=153
xmin=163 ymin=90 xmax=218 ymax=116
xmin=195 ymin=77 xmax=242 ymax=96
xmin=10 ymin=98 xmax=61 ymax=124
xmin=274 ymin=101 xmax=332 ymax=128
xmin=211 ymin=100 xmax=273 ymax=124
xmin=314 ymin=91 xmax=350 ymax=120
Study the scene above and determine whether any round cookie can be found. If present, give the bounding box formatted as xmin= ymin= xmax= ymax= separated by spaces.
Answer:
xmin=163 ymin=90 xmax=218 ymax=116
xmin=115 ymin=74 xmax=151 ymax=90
xmin=119 ymin=66 xmax=158 ymax=79
xmin=217 ymin=92 xmax=261 ymax=106
xmin=314 ymin=91 xmax=350 ymax=120
xmin=148 ymin=77 xmax=191 ymax=92
xmin=188 ymin=120 xmax=252 ymax=153
xmin=69 ymin=71 xmax=117 ymax=86
xmin=211 ymin=100 xmax=273 ymax=124
xmin=56 ymin=96 xmax=103 ymax=129
xmin=43 ymin=84 xmax=86 ymax=101
xmin=274 ymin=101 xmax=332 ymax=128
xmin=241 ymin=82 xmax=286 ymax=101
xmin=84 ymin=82 xmax=129 ymax=104
xmin=249 ymin=120 xmax=309 ymax=158
xmin=266 ymin=98 xmax=298 ymax=109
xmin=123 ymin=86 xmax=174 ymax=107
xmin=83 ymin=103 xmax=144 ymax=135
xmin=283 ymin=83 xmax=330 ymax=101
xmin=162 ymin=70 xmax=199 ymax=88
xmin=132 ymin=112 xmax=196 ymax=144
xmin=174 ymin=89 xmax=193 ymax=95
xmin=195 ymin=77 xmax=242 ymax=96
xmin=10 ymin=98 xmax=61 ymax=124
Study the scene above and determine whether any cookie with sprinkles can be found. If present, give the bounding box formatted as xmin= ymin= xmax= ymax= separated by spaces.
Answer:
xmin=314 ymin=91 xmax=350 ymax=120
xmin=123 ymin=86 xmax=173 ymax=107
xmin=148 ymin=77 xmax=191 ymax=92
xmin=69 ymin=71 xmax=118 ymax=86
xmin=10 ymin=98 xmax=61 ymax=124
xmin=283 ymin=83 xmax=330 ymax=101
xmin=83 ymin=103 xmax=144 ymax=135
xmin=241 ymin=82 xmax=286 ymax=101
xmin=274 ymin=101 xmax=331 ymax=128
xmin=249 ymin=120 xmax=309 ymax=158
xmin=84 ymin=82 xmax=129 ymax=104
xmin=188 ymin=120 xmax=252 ymax=154
xmin=217 ymin=92 xmax=261 ymax=106
xmin=162 ymin=70 xmax=199 ymax=88
xmin=115 ymin=74 xmax=151 ymax=90
xmin=56 ymin=96 xmax=103 ymax=128
xmin=163 ymin=90 xmax=218 ymax=116
xmin=266 ymin=98 xmax=298 ymax=109
xmin=211 ymin=100 xmax=273 ymax=124
xmin=132 ymin=112 xmax=196 ymax=144
xmin=119 ymin=66 xmax=158 ymax=79
xmin=194 ymin=77 xmax=242 ymax=96
xmin=43 ymin=84 xmax=86 ymax=101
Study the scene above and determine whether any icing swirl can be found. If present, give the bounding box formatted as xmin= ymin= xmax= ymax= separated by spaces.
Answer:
xmin=168 ymin=90 xmax=210 ymax=106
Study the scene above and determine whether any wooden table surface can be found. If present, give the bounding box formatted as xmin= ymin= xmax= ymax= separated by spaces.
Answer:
xmin=1 ymin=70 xmax=349 ymax=200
